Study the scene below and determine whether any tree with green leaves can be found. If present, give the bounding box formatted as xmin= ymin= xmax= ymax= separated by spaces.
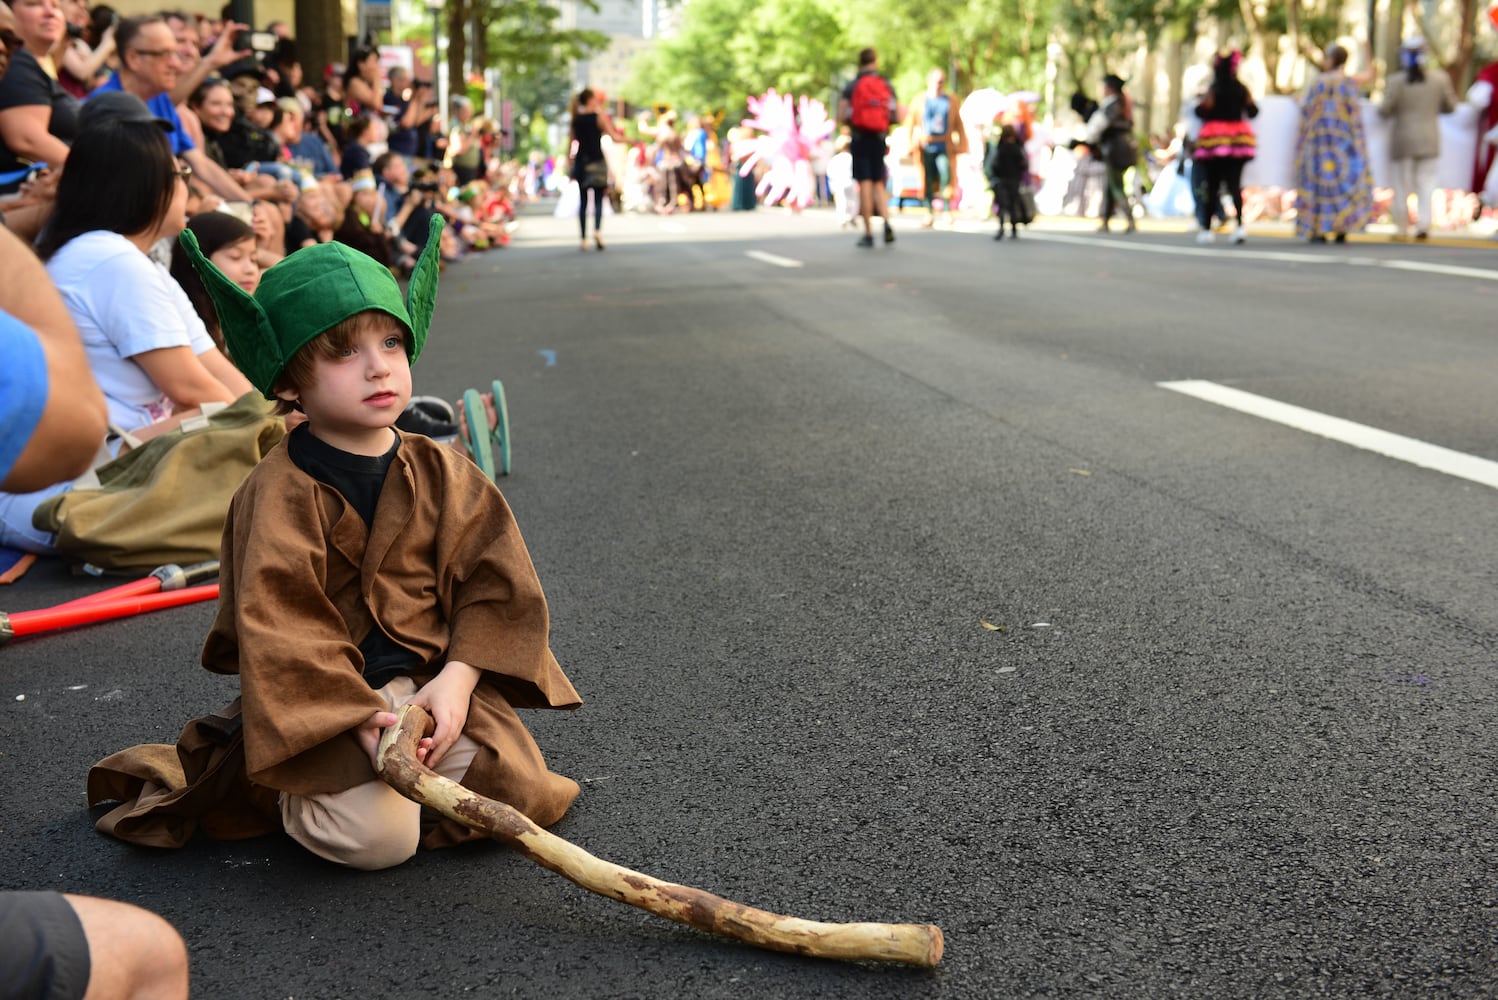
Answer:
xmin=1237 ymin=0 xmax=1343 ymax=94
xmin=429 ymin=0 xmax=606 ymax=122
xmin=832 ymin=0 xmax=1050 ymax=97
xmin=500 ymin=60 xmax=574 ymax=156
xmin=625 ymin=0 xmax=848 ymax=125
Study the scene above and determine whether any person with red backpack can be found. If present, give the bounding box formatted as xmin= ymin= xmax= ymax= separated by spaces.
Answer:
xmin=838 ymin=47 xmax=898 ymax=248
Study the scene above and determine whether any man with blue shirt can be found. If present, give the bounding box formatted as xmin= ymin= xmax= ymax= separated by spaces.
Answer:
xmin=911 ymin=69 xmax=964 ymax=229
xmin=90 ymin=16 xmax=251 ymax=203
xmin=0 ymin=226 xmax=107 ymax=495
xmin=0 ymin=231 xmax=189 ymax=998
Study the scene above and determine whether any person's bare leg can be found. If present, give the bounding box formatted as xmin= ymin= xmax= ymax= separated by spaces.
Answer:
xmin=873 ymin=180 xmax=893 ymax=242
xmin=65 ymin=895 xmax=189 ymax=1000
xmin=859 ymin=180 xmax=874 ymax=236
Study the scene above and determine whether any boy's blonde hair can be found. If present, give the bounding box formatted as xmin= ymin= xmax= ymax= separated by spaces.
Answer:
xmin=272 ymin=311 xmax=410 ymax=415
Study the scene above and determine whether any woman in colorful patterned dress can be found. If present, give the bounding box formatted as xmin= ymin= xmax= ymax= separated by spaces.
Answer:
xmin=1294 ymin=43 xmax=1373 ymax=243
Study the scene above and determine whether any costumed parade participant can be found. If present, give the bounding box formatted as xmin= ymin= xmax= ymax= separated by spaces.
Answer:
xmin=1293 ymin=43 xmax=1373 ymax=242
xmin=737 ymin=88 xmax=835 ymax=210
xmin=1378 ymin=36 xmax=1456 ymax=240
xmin=1192 ymin=51 xmax=1258 ymax=244
xmin=702 ymin=116 xmax=734 ymax=209
xmin=984 ymin=123 xmax=1029 ymax=239
xmin=87 ymin=217 xmax=584 ymax=870
xmin=1469 ymin=56 xmax=1498 ymax=214
xmin=1083 ymin=74 xmax=1139 ymax=233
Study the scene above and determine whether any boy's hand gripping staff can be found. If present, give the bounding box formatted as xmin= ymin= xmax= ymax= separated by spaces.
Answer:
xmin=377 ymin=705 xmax=944 ymax=966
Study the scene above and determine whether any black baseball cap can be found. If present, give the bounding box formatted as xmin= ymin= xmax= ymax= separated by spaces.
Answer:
xmin=222 ymin=57 xmax=267 ymax=82
xmin=80 ymin=91 xmax=175 ymax=132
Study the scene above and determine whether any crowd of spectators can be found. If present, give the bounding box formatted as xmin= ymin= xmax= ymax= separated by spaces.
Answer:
xmin=0 ymin=1 xmax=531 ymax=567
xmin=0 ymin=2 xmax=525 ymax=267
xmin=0 ymin=4 xmax=539 ymax=977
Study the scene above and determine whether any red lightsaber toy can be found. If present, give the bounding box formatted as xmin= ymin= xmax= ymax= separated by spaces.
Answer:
xmin=0 ymin=561 xmax=221 ymax=646
xmin=50 ymin=560 xmax=220 ymax=610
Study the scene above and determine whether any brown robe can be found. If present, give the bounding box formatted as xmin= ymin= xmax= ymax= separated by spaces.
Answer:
xmin=88 ymin=431 xmax=581 ymax=850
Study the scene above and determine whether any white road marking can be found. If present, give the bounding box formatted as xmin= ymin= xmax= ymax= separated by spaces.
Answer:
xmin=745 ymin=250 xmax=804 ymax=269
xmin=1031 ymin=231 xmax=1352 ymax=266
xmin=1158 ymin=380 xmax=1498 ymax=490
xmin=1027 ymin=231 xmax=1498 ymax=281
xmin=657 ymin=221 xmax=686 ymax=234
xmin=1379 ymin=259 xmax=1498 ymax=281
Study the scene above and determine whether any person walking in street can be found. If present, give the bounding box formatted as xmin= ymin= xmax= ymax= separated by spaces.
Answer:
xmin=1192 ymin=51 xmax=1258 ymax=244
xmin=1294 ymin=43 xmax=1374 ymax=243
xmin=838 ymin=46 xmax=898 ymax=248
xmin=1378 ymin=37 xmax=1456 ymax=241
xmin=569 ymin=87 xmax=626 ymax=251
xmin=1084 ymin=74 xmax=1138 ymax=233
xmin=727 ymin=124 xmax=758 ymax=210
xmin=909 ymin=69 xmax=965 ymax=228
xmin=641 ymin=110 xmax=689 ymax=213
xmin=984 ymin=123 xmax=1027 ymax=240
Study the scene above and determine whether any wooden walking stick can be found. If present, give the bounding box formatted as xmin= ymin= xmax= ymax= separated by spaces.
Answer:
xmin=376 ymin=705 xmax=944 ymax=966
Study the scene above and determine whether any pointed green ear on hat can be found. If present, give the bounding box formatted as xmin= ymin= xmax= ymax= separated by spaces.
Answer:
xmin=403 ymin=214 xmax=445 ymax=363
xmin=178 ymin=229 xmax=282 ymax=398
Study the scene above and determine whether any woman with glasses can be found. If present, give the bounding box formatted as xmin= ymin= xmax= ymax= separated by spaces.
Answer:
xmin=0 ymin=0 xmax=80 ymax=193
xmin=0 ymin=110 xmax=254 ymax=557
xmin=35 ymin=113 xmax=251 ymax=430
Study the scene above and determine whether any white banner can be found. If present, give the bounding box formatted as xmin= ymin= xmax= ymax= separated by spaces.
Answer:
xmin=1242 ymin=93 xmax=1481 ymax=191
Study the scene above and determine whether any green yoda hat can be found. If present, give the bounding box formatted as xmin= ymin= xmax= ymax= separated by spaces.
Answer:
xmin=179 ymin=214 xmax=445 ymax=398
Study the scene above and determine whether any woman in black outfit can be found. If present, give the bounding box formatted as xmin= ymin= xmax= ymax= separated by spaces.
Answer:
xmin=985 ymin=124 xmax=1029 ymax=240
xmin=569 ymin=88 xmax=625 ymax=250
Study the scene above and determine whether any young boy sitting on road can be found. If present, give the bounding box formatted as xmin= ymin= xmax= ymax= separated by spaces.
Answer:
xmin=88 ymin=218 xmax=581 ymax=869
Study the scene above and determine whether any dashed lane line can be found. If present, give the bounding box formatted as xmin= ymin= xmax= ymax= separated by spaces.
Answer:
xmin=1158 ymin=380 xmax=1498 ymax=490
xmin=745 ymin=250 xmax=804 ymax=269
xmin=945 ymin=223 xmax=1498 ymax=280
xmin=1012 ymin=230 xmax=1498 ymax=282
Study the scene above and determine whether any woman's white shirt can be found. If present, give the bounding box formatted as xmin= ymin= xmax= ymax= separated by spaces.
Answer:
xmin=46 ymin=231 xmax=215 ymax=432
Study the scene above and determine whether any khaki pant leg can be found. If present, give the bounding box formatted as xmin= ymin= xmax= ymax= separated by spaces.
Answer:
xmin=280 ymin=677 xmax=483 ymax=870
xmin=1412 ymin=156 xmax=1439 ymax=233
xmin=1390 ymin=158 xmax=1414 ymax=235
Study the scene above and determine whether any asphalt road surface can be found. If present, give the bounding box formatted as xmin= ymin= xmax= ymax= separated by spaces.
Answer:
xmin=4 ymin=205 xmax=1497 ymax=998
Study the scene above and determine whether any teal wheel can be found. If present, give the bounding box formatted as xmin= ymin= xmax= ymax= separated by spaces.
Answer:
xmin=461 ymin=388 xmax=496 ymax=481
xmin=491 ymin=379 xmax=511 ymax=476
